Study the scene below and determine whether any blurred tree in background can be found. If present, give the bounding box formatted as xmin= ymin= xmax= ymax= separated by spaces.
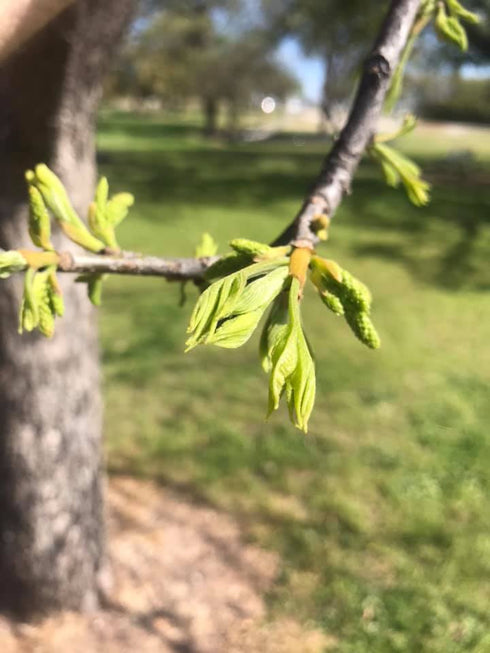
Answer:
xmin=261 ymin=0 xmax=382 ymax=130
xmin=108 ymin=0 xmax=297 ymax=135
xmin=107 ymin=0 xmax=489 ymax=131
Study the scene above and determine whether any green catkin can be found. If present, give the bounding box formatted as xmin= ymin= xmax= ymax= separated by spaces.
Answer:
xmin=318 ymin=290 xmax=344 ymax=316
xmin=340 ymin=270 xmax=372 ymax=313
xmin=344 ymin=310 xmax=381 ymax=350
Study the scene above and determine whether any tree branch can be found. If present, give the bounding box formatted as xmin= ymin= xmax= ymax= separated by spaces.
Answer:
xmin=272 ymin=0 xmax=422 ymax=247
xmin=57 ymin=250 xmax=218 ymax=281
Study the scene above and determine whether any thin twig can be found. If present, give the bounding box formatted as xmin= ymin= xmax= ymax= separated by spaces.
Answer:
xmin=57 ymin=251 xmax=218 ymax=281
xmin=272 ymin=0 xmax=422 ymax=246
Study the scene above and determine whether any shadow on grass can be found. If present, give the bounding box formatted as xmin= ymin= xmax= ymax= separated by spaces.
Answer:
xmin=345 ymin=174 xmax=490 ymax=290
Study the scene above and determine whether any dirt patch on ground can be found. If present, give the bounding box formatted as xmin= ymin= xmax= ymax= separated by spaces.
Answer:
xmin=0 ymin=476 xmax=331 ymax=652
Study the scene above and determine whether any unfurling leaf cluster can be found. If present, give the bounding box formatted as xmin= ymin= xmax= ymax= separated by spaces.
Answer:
xmin=186 ymin=257 xmax=289 ymax=351
xmin=19 ymin=266 xmax=64 ymax=337
xmin=260 ymin=278 xmax=315 ymax=432
xmin=434 ymin=0 xmax=479 ymax=51
xmin=370 ymin=141 xmax=431 ymax=207
xmin=26 ymin=164 xmax=106 ymax=254
xmin=78 ymin=176 xmax=134 ymax=306
xmin=385 ymin=1 xmax=478 ymax=111
xmin=22 ymin=165 xmax=135 ymax=321
xmin=0 ymin=250 xmax=28 ymax=278
xmin=88 ymin=176 xmax=134 ymax=251
xmin=186 ymin=239 xmax=380 ymax=432
xmin=369 ymin=117 xmax=430 ymax=207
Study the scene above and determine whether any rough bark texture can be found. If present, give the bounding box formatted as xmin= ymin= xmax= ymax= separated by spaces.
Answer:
xmin=0 ymin=0 xmax=135 ymax=617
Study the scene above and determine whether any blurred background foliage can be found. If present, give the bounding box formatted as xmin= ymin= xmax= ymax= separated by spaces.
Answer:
xmin=98 ymin=1 xmax=489 ymax=651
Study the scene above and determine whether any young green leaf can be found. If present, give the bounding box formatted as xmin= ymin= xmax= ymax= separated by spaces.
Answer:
xmin=371 ymin=142 xmax=431 ymax=207
xmin=187 ymin=260 xmax=289 ymax=350
xmin=231 ymin=266 xmax=289 ymax=315
xmin=446 ymin=0 xmax=480 ymax=23
xmin=260 ymin=291 xmax=290 ymax=372
xmin=435 ymin=2 xmax=468 ymax=50
xmin=288 ymin=325 xmax=316 ymax=432
xmin=27 ymin=185 xmax=53 ymax=250
xmin=95 ymin=176 xmax=109 ymax=211
xmin=195 ymin=232 xmax=218 ymax=258
xmin=28 ymin=164 xmax=105 ymax=253
xmin=87 ymin=177 xmax=125 ymax=250
xmin=206 ymin=309 xmax=265 ymax=349
xmin=186 ymin=270 xmax=246 ymax=349
xmin=0 ymin=250 xmax=27 ymax=278
xmin=105 ymin=193 xmax=134 ymax=227
xmin=18 ymin=268 xmax=39 ymax=333
xmin=47 ymin=268 xmax=64 ymax=317
xmin=88 ymin=275 xmax=105 ymax=306
xmin=267 ymin=278 xmax=316 ymax=432
xmin=204 ymin=252 xmax=252 ymax=282
xmin=229 ymin=238 xmax=291 ymax=260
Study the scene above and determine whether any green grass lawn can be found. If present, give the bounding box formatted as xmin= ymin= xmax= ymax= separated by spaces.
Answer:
xmin=97 ymin=112 xmax=490 ymax=652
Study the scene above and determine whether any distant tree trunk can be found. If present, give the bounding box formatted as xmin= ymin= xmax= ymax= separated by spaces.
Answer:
xmin=226 ymin=100 xmax=240 ymax=140
xmin=202 ymin=96 xmax=218 ymax=136
xmin=0 ymin=0 xmax=134 ymax=618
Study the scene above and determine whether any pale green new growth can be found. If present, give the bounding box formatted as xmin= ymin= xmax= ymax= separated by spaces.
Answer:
xmin=0 ymin=250 xmax=27 ymax=278
xmin=204 ymin=252 xmax=252 ymax=282
xmin=370 ymin=141 xmax=431 ymax=207
xmin=260 ymin=292 xmax=290 ymax=373
xmin=446 ymin=0 xmax=479 ymax=23
xmin=386 ymin=0 xmax=478 ymax=109
xmin=88 ymin=176 xmax=134 ymax=251
xmin=106 ymin=193 xmax=134 ymax=227
xmin=266 ymin=278 xmax=315 ymax=433
xmin=27 ymin=185 xmax=53 ymax=251
xmin=18 ymin=266 xmax=64 ymax=337
xmin=195 ymin=232 xmax=218 ymax=258
xmin=12 ymin=163 xmax=385 ymax=430
xmin=185 ymin=259 xmax=289 ymax=351
xmin=26 ymin=165 xmax=105 ymax=253
xmin=229 ymin=238 xmax=291 ymax=260
xmin=435 ymin=2 xmax=468 ymax=49
xmin=76 ymin=273 xmax=106 ymax=306
xmin=434 ymin=0 xmax=479 ymax=51
xmin=19 ymin=268 xmax=38 ymax=333
xmin=186 ymin=238 xmax=382 ymax=430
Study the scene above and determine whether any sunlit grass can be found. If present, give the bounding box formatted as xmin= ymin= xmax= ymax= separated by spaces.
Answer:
xmin=97 ymin=113 xmax=490 ymax=652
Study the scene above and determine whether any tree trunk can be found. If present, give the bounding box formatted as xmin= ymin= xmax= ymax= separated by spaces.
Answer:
xmin=202 ymin=96 xmax=219 ymax=136
xmin=0 ymin=0 xmax=134 ymax=618
xmin=226 ymin=100 xmax=240 ymax=141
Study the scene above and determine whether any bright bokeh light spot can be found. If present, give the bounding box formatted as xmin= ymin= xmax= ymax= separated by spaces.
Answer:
xmin=261 ymin=96 xmax=276 ymax=114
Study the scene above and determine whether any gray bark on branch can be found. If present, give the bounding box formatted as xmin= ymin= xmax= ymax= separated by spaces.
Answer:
xmin=58 ymin=251 xmax=218 ymax=281
xmin=272 ymin=0 xmax=422 ymax=246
